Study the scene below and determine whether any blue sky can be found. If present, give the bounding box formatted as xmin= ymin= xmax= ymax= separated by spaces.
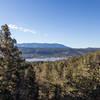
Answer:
xmin=0 ymin=0 xmax=100 ymax=48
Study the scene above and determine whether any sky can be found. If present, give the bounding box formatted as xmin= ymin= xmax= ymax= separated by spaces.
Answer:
xmin=0 ymin=0 xmax=100 ymax=48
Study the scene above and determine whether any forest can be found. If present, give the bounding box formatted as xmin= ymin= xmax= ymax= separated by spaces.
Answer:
xmin=0 ymin=24 xmax=100 ymax=100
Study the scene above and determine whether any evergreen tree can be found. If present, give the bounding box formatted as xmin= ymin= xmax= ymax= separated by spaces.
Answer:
xmin=0 ymin=24 xmax=37 ymax=100
xmin=22 ymin=63 xmax=39 ymax=100
xmin=0 ymin=24 xmax=26 ymax=100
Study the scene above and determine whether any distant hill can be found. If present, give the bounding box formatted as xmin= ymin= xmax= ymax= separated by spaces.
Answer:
xmin=17 ymin=43 xmax=69 ymax=48
xmin=18 ymin=47 xmax=100 ymax=58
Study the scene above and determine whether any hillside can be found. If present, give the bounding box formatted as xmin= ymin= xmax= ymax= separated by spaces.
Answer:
xmin=19 ymin=47 xmax=100 ymax=58
xmin=32 ymin=51 xmax=100 ymax=100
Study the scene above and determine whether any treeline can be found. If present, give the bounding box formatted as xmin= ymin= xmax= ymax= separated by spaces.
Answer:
xmin=0 ymin=24 xmax=100 ymax=100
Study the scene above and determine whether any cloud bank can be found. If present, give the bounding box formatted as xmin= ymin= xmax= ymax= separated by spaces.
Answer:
xmin=8 ymin=24 xmax=37 ymax=34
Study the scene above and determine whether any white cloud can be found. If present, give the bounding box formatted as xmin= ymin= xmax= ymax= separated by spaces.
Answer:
xmin=8 ymin=24 xmax=37 ymax=34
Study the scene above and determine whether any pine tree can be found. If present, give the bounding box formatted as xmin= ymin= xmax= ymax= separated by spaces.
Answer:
xmin=0 ymin=24 xmax=26 ymax=100
xmin=23 ymin=64 xmax=39 ymax=100
xmin=0 ymin=24 xmax=39 ymax=100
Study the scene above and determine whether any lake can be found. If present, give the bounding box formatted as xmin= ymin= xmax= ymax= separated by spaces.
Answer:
xmin=26 ymin=57 xmax=67 ymax=62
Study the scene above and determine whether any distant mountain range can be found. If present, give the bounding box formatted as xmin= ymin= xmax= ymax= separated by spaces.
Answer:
xmin=17 ymin=43 xmax=69 ymax=48
xmin=17 ymin=43 xmax=100 ymax=59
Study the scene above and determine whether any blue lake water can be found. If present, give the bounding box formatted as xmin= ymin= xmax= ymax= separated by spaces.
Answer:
xmin=26 ymin=57 xmax=67 ymax=62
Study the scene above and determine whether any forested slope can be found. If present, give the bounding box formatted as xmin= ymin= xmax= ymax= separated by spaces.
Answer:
xmin=31 ymin=51 xmax=100 ymax=100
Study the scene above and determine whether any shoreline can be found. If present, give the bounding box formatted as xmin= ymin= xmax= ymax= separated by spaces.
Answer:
xmin=26 ymin=57 xmax=67 ymax=62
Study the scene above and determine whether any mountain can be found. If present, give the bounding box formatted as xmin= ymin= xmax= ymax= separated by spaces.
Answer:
xmin=16 ymin=43 xmax=100 ymax=59
xmin=17 ymin=43 xmax=70 ymax=48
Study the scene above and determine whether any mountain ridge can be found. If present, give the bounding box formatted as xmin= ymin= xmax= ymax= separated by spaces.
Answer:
xmin=17 ymin=43 xmax=70 ymax=48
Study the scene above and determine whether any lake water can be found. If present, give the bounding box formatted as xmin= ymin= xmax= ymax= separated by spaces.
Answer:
xmin=26 ymin=57 xmax=67 ymax=62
